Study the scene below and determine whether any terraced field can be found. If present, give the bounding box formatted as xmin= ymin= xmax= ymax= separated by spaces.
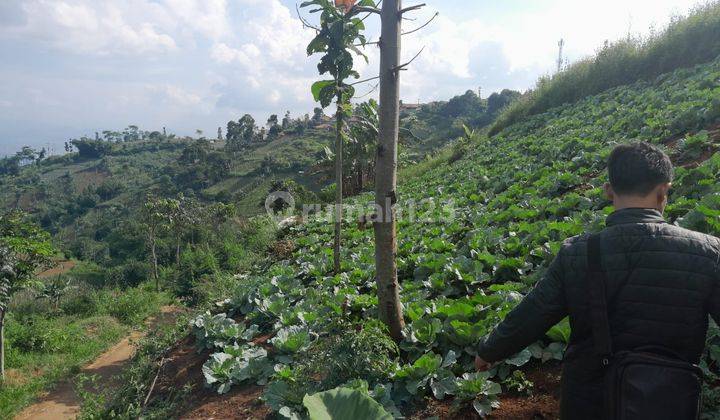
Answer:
xmin=186 ymin=57 xmax=720 ymax=418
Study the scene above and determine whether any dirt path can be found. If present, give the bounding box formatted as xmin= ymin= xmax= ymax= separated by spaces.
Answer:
xmin=14 ymin=306 xmax=183 ymax=420
xmin=37 ymin=260 xmax=77 ymax=278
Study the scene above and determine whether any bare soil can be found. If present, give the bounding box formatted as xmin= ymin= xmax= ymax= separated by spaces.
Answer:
xmin=37 ymin=260 xmax=76 ymax=278
xmin=147 ymin=334 xmax=273 ymax=420
xmin=406 ymin=363 xmax=561 ymax=420
xmin=156 ymin=332 xmax=561 ymax=420
xmin=14 ymin=306 xmax=183 ymax=420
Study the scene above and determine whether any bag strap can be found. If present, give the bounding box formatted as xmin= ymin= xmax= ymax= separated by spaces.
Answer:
xmin=587 ymin=233 xmax=613 ymax=363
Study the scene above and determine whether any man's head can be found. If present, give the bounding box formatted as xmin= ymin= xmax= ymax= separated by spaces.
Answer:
xmin=604 ymin=142 xmax=673 ymax=212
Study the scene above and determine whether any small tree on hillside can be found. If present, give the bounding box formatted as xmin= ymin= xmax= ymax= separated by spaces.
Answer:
xmin=302 ymin=0 xmax=372 ymax=273
xmin=0 ymin=211 xmax=53 ymax=379
xmin=301 ymin=0 xmax=434 ymax=340
xmin=267 ymin=114 xmax=282 ymax=140
xmin=312 ymin=107 xmax=325 ymax=124
xmin=282 ymin=111 xmax=292 ymax=130
xmin=140 ymin=196 xmax=172 ymax=291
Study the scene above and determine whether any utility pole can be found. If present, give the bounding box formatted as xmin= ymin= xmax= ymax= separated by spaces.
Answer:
xmin=557 ymin=38 xmax=564 ymax=73
xmin=374 ymin=0 xmax=405 ymax=342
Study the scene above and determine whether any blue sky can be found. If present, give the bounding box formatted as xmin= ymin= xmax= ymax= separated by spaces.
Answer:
xmin=0 ymin=0 xmax=700 ymax=156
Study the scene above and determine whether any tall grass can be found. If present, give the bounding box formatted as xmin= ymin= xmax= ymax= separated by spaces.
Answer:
xmin=489 ymin=1 xmax=720 ymax=136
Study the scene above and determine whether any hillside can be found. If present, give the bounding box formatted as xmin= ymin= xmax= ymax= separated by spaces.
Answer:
xmin=0 ymin=88 xmax=519 ymax=418
xmin=0 ymin=87 xmax=515 ymax=278
xmin=88 ymin=55 xmax=720 ymax=418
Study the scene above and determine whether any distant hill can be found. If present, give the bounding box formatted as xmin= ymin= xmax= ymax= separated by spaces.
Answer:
xmin=0 ymin=88 xmax=515 ymax=278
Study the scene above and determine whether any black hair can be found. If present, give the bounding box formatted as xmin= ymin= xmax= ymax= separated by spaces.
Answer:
xmin=607 ymin=142 xmax=673 ymax=196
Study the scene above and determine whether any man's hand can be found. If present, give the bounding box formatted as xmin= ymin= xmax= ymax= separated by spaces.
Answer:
xmin=475 ymin=356 xmax=491 ymax=372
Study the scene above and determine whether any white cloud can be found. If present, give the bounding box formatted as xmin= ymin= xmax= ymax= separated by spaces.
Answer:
xmin=0 ymin=0 xmax=235 ymax=56
xmin=165 ymin=0 xmax=229 ymax=40
xmin=0 ymin=0 xmax=706 ymax=153
xmin=210 ymin=42 xmax=261 ymax=66
xmin=149 ymin=84 xmax=204 ymax=107
xmin=5 ymin=1 xmax=177 ymax=55
xmin=209 ymin=0 xmax=317 ymax=112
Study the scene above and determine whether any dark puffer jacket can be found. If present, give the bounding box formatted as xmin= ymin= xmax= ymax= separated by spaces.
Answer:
xmin=477 ymin=208 xmax=720 ymax=419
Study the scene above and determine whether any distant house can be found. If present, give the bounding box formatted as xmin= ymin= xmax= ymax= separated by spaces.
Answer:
xmin=400 ymin=101 xmax=423 ymax=112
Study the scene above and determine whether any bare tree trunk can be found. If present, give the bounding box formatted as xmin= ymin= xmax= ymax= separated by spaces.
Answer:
xmin=175 ymin=235 xmax=181 ymax=267
xmin=374 ymin=0 xmax=405 ymax=342
xmin=333 ymin=98 xmax=344 ymax=274
xmin=150 ymin=235 xmax=159 ymax=291
xmin=0 ymin=309 xmax=6 ymax=380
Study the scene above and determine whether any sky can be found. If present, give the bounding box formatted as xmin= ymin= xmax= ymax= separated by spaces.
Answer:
xmin=0 ymin=0 xmax=702 ymax=156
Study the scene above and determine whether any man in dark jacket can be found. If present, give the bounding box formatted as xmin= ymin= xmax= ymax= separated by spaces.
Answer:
xmin=474 ymin=142 xmax=720 ymax=419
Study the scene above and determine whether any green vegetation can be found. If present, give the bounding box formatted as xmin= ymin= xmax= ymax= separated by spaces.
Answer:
xmin=0 ymin=211 xmax=54 ymax=379
xmin=0 ymin=89 xmax=480 ymax=416
xmin=180 ymin=53 xmax=720 ymax=418
xmin=0 ymin=276 xmax=170 ymax=418
xmin=75 ymin=313 xmax=192 ymax=419
xmin=0 ymin=315 xmax=127 ymax=419
xmin=490 ymin=1 xmax=720 ymax=135
xmin=6 ymin=3 xmax=720 ymax=417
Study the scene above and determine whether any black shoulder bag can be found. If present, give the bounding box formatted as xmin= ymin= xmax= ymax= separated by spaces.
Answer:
xmin=587 ymin=233 xmax=703 ymax=420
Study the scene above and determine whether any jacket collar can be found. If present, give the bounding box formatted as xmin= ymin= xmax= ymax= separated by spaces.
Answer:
xmin=606 ymin=208 xmax=667 ymax=227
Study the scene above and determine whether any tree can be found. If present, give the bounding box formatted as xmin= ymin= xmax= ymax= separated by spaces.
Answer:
xmin=282 ymin=111 xmax=292 ymax=130
xmin=124 ymin=125 xmax=140 ymax=142
xmin=0 ymin=211 xmax=53 ymax=379
xmin=239 ymin=115 xmax=256 ymax=142
xmin=140 ymin=197 xmax=171 ymax=290
xmin=166 ymin=194 xmax=201 ymax=266
xmin=226 ymin=114 xmax=257 ymax=151
xmin=312 ymin=107 xmax=325 ymax=124
xmin=487 ymin=89 xmax=521 ymax=114
xmin=303 ymin=0 xmax=370 ymax=273
xmin=267 ymin=115 xmax=281 ymax=140
xmin=373 ymin=0 xmax=406 ymax=341
xmin=70 ymin=139 xmax=113 ymax=159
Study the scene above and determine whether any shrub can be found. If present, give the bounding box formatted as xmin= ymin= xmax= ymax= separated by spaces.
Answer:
xmin=297 ymin=319 xmax=399 ymax=390
xmin=191 ymin=272 xmax=241 ymax=307
xmin=6 ymin=313 xmax=74 ymax=353
xmin=61 ymin=292 xmax=98 ymax=317
xmin=241 ymin=217 xmax=277 ymax=253
xmin=174 ymin=245 xmax=219 ymax=299
xmin=95 ymin=179 xmax=126 ymax=200
xmin=106 ymin=260 xmax=150 ymax=288
xmin=218 ymin=240 xmax=252 ymax=272
xmin=67 ymin=261 xmax=106 ymax=288
xmin=88 ymin=286 xmax=167 ymax=325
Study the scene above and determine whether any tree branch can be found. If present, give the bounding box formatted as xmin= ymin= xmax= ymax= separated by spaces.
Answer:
xmin=402 ymin=11 xmax=438 ymax=36
xmin=350 ymin=6 xmax=381 ymax=15
xmin=392 ymin=46 xmax=425 ymax=73
xmin=354 ymin=39 xmax=380 ymax=47
xmin=349 ymin=1 xmax=382 ymax=37
xmin=399 ymin=3 xmax=426 ymax=15
xmin=355 ymin=83 xmax=379 ymax=99
xmin=296 ymin=3 xmax=320 ymax=32
xmin=350 ymin=75 xmax=381 ymax=86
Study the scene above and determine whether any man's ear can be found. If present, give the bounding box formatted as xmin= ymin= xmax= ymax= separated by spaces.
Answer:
xmin=603 ymin=182 xmax=614 ymax=201
xmin=656 ymin=182 xmax=671 ymax=203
